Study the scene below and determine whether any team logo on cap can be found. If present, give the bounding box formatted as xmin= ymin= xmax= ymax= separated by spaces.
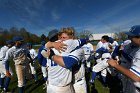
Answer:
xmin=129 ymin=26 xmax=136 ymax=33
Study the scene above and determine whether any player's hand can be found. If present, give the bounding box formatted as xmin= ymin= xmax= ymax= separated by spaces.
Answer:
xmin=107 ymin=59 xmax=119 ymax=67
xmin=52 ymin=41 xmax=67 ymax=52
xmin=6 ymin=71 xmax=11 ymax=77
xmin=48 ymin=49 xmax=55 ymax=59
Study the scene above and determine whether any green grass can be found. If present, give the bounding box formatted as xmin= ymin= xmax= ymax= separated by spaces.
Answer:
xmin=0 ymin=61 xmax=46 ymax=93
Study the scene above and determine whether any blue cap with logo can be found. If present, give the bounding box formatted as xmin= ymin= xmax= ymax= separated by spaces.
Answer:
xmin=109 ymin=37 xmax=114 ymax=44
xmin=48 ymin=29 xmax=59 ymax=40
xmin=6 ymin=40 xmax=14 ymax=45
xmin=41 ymin=41 xmax=46 ymax=46
xmin=13 ymin=36 xmax=24 ymax=42
xmin=26 ymin=43 xmax=32 ymax=47
xmin=125 ymin=25 xmax=140 ymax=36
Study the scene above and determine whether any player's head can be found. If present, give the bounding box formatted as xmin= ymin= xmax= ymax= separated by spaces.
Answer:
xmin=13 ymin=36 xmax=24 ymax=47
xmin=6 ymin=40 xmax=14 ymax=48
xmin=41 ymin=41 xmax=46 ymax=46
xmin=125 ymin=25 xmax=140 ymax=46
xmin=108 ymin=37 xmax=114 ymax=44
xmin=101 ymin=35 xmax=109 ymax=43
xmin=58 ymin=27 xmax=75 ymax=41
xmin=26 ymin=43 xmax=32 ymax=49
xmin=48 ymin=29 xmax=59 ymax=42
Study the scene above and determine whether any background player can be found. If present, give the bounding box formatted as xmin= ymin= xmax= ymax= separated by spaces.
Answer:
xmin=0 ymin=40 xmax=14 ymax=92
xmin=26 ymin=43 xmax=38 ymax=83
xmin=108 ymin=25 xmax=140 ymax=93
xmin=4 ymin=36 xmax=33 ymax=93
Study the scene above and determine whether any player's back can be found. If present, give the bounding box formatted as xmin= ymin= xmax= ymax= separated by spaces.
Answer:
xmin=6 ymin=45 xmax=30 ymax=65
xmin=0 ymin=46 xmax=9 ymax=60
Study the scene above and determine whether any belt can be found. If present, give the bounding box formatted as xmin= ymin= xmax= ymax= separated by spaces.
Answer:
xmin=136 ymin=87 xmax=140 ymax=92
xmin=75 ymin=78 xmax=85 ymax=83
xmin=77 ymin=78 xmax=82 ymax=82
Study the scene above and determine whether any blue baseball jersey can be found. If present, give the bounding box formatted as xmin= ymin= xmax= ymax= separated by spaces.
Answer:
xmin=0 ymin=46 xmax=9 ymax=62
xmin=4 ymin=45 xmax=30 ymax=65
xmin=37 ymin=46 xmax=47 ymax=67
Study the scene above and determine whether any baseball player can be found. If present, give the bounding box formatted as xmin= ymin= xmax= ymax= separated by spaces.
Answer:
xmin=41 ymin=28 xmax=93 ymax=93
xmin=4 ymin=36 xmax=33 ymax=93
xmin=0 ymin=40 xmax=14 ymax=92
xmin=109 ymin=38 xmax=119 ymax=51
xmin=72 ymin=42 xmax=94 ymax=93
xmin=89 ymin=35 xmax=111 ymax=86
xmin=96 ymin=35 xmax=110 ymax=51
xmin=107 ymin=25 xmax=140 ymax=93
xmin=42 ymin=29 xmax=75 ymax=93
xmin=89 ymin=47 xmax=111 ymax=86
xmin=26 ymin=43 xmax=38 ymax=82
xmin=83 ymin=42 xmax=94 ymax=72
xmin=37 ymin=41 xmax=48 ymax=89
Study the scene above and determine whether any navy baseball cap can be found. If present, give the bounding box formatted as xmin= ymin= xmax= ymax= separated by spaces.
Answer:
xmin=26 ymin=43 xmax=32 ymax=46
xmin=48 ymin=29 xmax=59 ymax=40
xmin=109 ymin=37 xmax=114 ymax=44
xmin=6 ymin=40 xmax=14 ymax=45
xmin=41 ymin=41 xmax=46 ymax=46
xmin=125 ymin=25 xmax=140 ymax=36
xmin=13 ymin=36 xmax=24 ymax=42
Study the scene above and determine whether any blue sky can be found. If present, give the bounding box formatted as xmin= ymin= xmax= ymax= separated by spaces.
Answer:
xmin=0 ymin=0 xmax=140 ymax=36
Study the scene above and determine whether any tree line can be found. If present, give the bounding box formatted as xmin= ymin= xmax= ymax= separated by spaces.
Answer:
xmin=0 ymin=27 xmax=48 ymax=46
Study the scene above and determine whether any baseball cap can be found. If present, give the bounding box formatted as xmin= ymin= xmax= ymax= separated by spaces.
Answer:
xmin=41 ymin=41 xmax=46 ymax=46
xmin=13 ymin=36 xmax=24 ymax=42
xmin=108 ymin=37 xmax=114 ymax=44
xmin=26 ymin=43 xmax=32 ymax=47
xmin=125 ymin=25 xmax=140 ymax=36
xmin=48 ymin=29 xmax=59 ymax=40
xmin=6 ymin=40 xmax=14 ymax=45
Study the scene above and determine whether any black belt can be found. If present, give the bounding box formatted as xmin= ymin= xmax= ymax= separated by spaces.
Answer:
xmin=136 ymin=87 xmax=140 ymax=92
xmin=76 ymin=78 xmax=82 ymax=82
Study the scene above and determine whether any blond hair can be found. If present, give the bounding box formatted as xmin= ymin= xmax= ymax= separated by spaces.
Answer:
xmin=58 ymin=27 xmax=75 ymax=37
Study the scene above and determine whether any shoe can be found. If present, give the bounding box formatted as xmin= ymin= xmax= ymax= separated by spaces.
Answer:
xmin=89 ymin=79 xmax=94 ymax=85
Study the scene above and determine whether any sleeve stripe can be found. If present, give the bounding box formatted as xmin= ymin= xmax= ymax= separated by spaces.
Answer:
xmin=78 ymin=39 xmax=81 ymax=45
xmin=130 ymin=68 xmax=140 ymax=77
xmin=68 ymin=55 xmax=79 ymax=62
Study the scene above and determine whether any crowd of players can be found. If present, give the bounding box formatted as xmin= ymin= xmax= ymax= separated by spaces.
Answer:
xmin=0 ymin=25 xmax=140 ymax=93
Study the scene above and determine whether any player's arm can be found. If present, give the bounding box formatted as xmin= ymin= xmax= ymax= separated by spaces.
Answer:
xmin=37 ymin=47 xmax=44 ymax=65
xmin=107 ymin=59 xmax=140 ymax=82
xmin=45 ymin=41 xmax=67 ymax=52
xmin=52 ymin=48 xmax=83 ymax=69
xmin=45 ymin=38 xmax=93 ymax=52
xmin=4 ymin=49 xmax=12 ymax=77
xmin=27 ymin=50 xmax=34 ymax=65
xmin=52 ymin=55 xmax=79 ymax=69
xmin=42 ymin=47 xmax=82 ymax=69
xmin=32 ymin=49 xmax=38 ymax=62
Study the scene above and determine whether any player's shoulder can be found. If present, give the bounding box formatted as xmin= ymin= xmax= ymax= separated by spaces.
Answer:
xmin=135 ymin=49 xmax=140 ymax=58
xmin=30 ymin=48 xmax=36 ymax=51
xmin=63 ymin=39 xmax=79 ymax=47
xmin=1 ymin=45 xmax=8 ymax=50
xmin=87 ymin=43 xmax=93 ymax=47
xmin=97 ymin=41 xmax=103 ymax=45
xmin=63 ymin=39 xmax=76 ymax=43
